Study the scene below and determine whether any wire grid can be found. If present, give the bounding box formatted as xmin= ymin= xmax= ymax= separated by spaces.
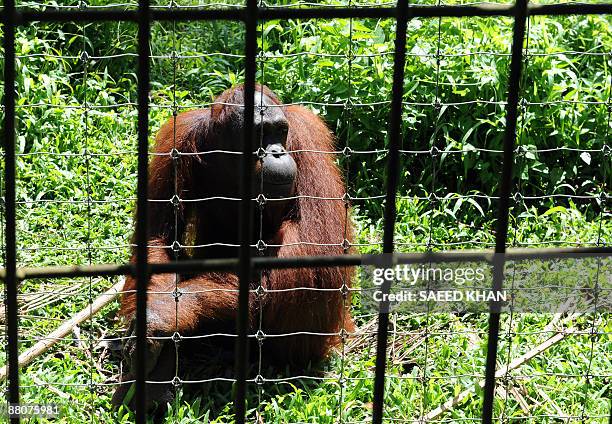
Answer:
xmin=1 ymin=1 xmax=612 ymax=424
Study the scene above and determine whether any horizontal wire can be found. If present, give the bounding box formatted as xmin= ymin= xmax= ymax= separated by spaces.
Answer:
xmin=348 ymin=415 xmax=610 ymax=423
xmin=11 ymin=98 xmax=608 ymax=110
xmin=18 ymin=330 xmax=340 ymax=343
xmin=12 ymin=146 xmax=608 ymax=157
xmin=15 ymin=238 xmax=606 ymax=251
xmin=15 ymin=283 xmax=610 ymax=297
xmin=347 ymin=416 xmax=611 ymax=424
xmin=12 ymin=0 xmax=612 ymax=12
xmin=14 ymin=47 xmax=610 ymax=61
xmin=359 ymin=329 xmax=611 ymax=337
xmin=16 ymin=1 xmax=251 ymax=9
xmin=16 ymin=151 xmax=138 ymax=157
xmin=260 ymin=0 xmax=395 ymax=7
xmin=16 ymin=373 xmax=612 ymax=389
xmin=7 ymin=2 xmax=612 ymax=23
xmin=503 ymin=414 xmax=611 ymax=421
xmin=12 ymin=314 xmax=609 ymax=338
xmin=4 ymin=0 xmax=488 ymax=11
xmin=14 ymin=102 xmax=138 ymax=109
xmin=17 ymin=245 xmax=132 ymax=251
xmin=16 ymin=328 xmax=611 ymax=343
xmin=16 ymin=1 xmax=137 ymax=9
xmin=14 ymin=192 xmax=606 ymax=204
xmin=513 ymin=240 xmax=604 ymax=246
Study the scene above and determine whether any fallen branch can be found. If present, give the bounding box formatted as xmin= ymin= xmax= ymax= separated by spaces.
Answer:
xmin=416 ymin=296 xmax=590 ymax=422
xmin=31 ymin=374 xmax=71 ymax=399
xmin=0 ymin=278 xmax=124 ymax=382
xmin=416 ymin=328 xmax=572 ymax=423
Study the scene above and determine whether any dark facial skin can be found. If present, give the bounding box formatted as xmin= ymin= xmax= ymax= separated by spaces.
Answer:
xmin=204 ymin=91 xmax=297 ymax=234
xmin=252 ymin=92 xmax=296 ymax=200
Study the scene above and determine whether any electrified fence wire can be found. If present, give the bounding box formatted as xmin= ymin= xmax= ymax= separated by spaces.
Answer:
xmin=1 ymin=1 xmax=612 ymax=424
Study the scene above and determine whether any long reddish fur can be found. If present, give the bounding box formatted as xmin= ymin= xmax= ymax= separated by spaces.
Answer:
xmin=119 ymin=85 xmax=353 ymax=366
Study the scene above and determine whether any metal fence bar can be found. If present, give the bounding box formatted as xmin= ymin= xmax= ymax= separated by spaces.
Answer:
xmin=482 ymin=0 xmax=528 ymax=423
xmin=134 ymin=0 xmax=151 ymax=421
xmin=3 ymin=0 xmax=20 ymax=422
xmin=234 ymin=0 xmax=258 ymax=422
xmin=9 ymin=2 xmax=612 ymax=24
xmin=372 ymin=0 xmax=408 ymax=422
xmin=1 ymin=246 xmax=609 ymax=280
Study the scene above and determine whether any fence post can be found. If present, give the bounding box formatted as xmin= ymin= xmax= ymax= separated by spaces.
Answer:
xmin=372 ymin=0 xmax=408 ymax=422
xmin=234 ymin=0 xmax=258 ymax=422
xmin=482 ymin=1 xmax=528 ymax=423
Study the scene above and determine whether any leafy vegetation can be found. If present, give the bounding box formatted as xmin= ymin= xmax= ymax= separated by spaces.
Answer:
xmin=0 ymin=0 xmax=610 ymax=422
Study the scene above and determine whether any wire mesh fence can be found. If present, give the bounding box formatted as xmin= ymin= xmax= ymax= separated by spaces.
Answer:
xmin=1 ymin=1 xmax=611 ymax=423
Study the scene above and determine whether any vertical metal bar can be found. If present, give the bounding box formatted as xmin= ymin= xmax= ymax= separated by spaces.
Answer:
xmin=234 ymin=1 xmax=258 ymax=422
xmin=372 ymin=0 xmax=408 ymax=422
xmin=482 ymin=1 xmax=528 ymax=423
xmin=500 ymin=14 xmax=530 ymax=422
xmin=135 ymin=0 xmax=150 ymax=421
xmin=3 ymin=0 xmax=20 ymax=421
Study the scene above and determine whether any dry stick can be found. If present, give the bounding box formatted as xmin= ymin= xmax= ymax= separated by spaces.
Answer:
xmin=416 ymin=328 xmax=572 ymax=423
xmin=0 ymin=278 xmax=124 ymax=382
xmin=31 ymin=374 xmax=71 ymax=399
xmin=417 ymin=297 xmax=587 ymax=422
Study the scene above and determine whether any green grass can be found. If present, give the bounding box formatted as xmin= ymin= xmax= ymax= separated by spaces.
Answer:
xmin=0 ymin=1 xmax=611 ymax=422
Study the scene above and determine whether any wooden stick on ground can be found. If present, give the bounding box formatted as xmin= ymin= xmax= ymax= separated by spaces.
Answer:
xmin=415 ymin=329 xmax=572 ymax=423
xmin=416 ymin=298 xmax=588 ymax=423
xmin=0 ymin=278 xmax=124 ymax=382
